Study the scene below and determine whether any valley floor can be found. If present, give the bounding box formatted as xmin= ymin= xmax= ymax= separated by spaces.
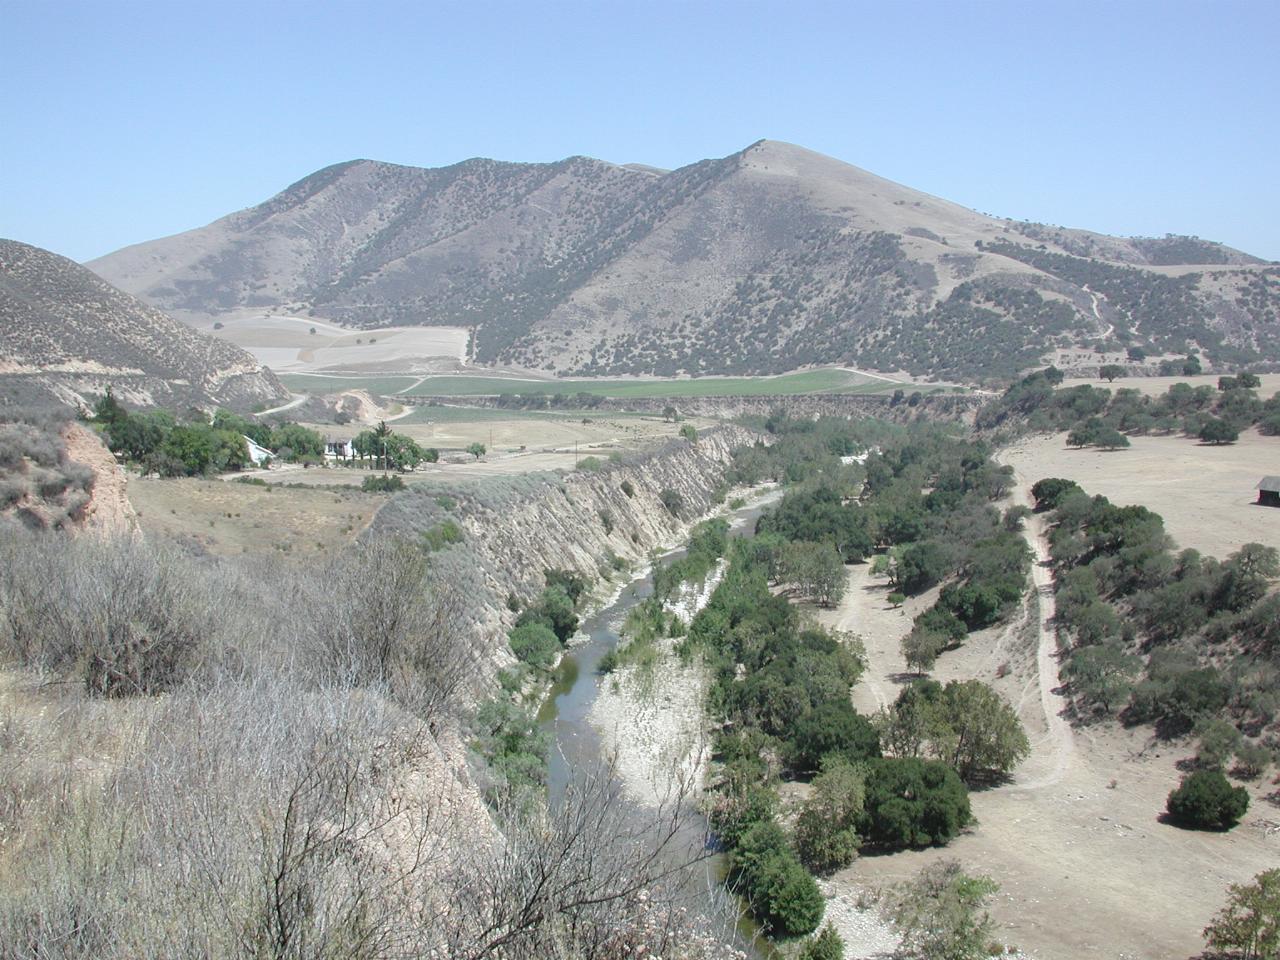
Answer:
xmin=811 ymin=461 xmax=1279 ymax=960
xmin=998 ymin=428 xmax=1280 ymax=561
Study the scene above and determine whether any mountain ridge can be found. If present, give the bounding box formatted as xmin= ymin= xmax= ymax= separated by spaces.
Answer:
xmin=0 ymin=239 xmax=288 ymax=410
xmin=88 ymin=141 xmax=1279 ymax=381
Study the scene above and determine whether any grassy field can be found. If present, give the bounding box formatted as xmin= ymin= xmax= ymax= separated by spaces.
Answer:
xmin=402 ymin=369 xmax=899 ymax=398
xmin=278 ymin=368 xmax=948 ymax=400
xmin=128 ymin=476 xmax=387 ymax=556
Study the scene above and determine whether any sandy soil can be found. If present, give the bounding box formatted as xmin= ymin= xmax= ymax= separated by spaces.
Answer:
xmin=807 ymin=460 xmax=1280 ymax=959
xmin=62 ymin=424 xmax=138 ymax=537
xmin=586 ymin=564 xmax=726 ymax=809
xmin=203 ymin=311 xmax=468 ymax=371
xmin=128 ymin=476 xmax=385 ymax=556
xmin=999 ymin=429 xmax=1280 ymax=558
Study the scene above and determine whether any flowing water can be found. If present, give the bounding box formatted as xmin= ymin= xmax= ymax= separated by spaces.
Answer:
xmin=536 ymin=489 xmax=784 ymax=955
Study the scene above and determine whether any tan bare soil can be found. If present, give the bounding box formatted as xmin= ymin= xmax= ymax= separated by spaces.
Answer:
xmin=61 ymin=424 xmax=138 ymax=537
xmin=204 ymin=312 xmax=469 ymax=372
xmin=389 ymin=413 xmax=703 ymax=454
xmin=808 ymin=461 xmax=1280 ymax=959
xmin=999 ymin=429 xmax=1280 ymax=558
xmin=128 ymin=476 xmax=385 ymax=555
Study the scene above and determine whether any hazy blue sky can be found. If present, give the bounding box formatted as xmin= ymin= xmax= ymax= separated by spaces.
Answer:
xmin=3 ymin=0 xmax=1277 ymax=262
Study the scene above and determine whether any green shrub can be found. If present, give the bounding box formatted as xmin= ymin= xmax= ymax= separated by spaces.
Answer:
xmin=420 ymin=520 xmax=464 ymax=551
xmin=1031 ymin=477 xmax=1082 ymax=511
xmin=793 ymin=757 xmax=865 ymax=874
xmin=515 ymin=585 xmax=579 ymax=643
xmin=789 ymin=702 xmax=881 ymax=773
xmin=731 ymin=821 xmax=823 ymax=937
xmin=620 ymin=479 xmax=635 ymax=498
xmin=799 ymin=924 xmax=845 ymax=960
xmin=473 ymin=698 xmax=548 ymax=799
xmin=659 ymin=487 xmax=683 ymax=517
xmin=1166 ymin=770 xmax=1249 ymax=830
xmin=362 ymin=474 xmax=405 ymax=493
xmin=860 ymin=757 xmax=971 ymax=849
xmin=508 ymin=622 xmax=561 ymax=670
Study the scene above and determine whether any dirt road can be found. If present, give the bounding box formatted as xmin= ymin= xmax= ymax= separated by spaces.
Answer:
xmin=815 ymin=457 xmax=1279 ymax=959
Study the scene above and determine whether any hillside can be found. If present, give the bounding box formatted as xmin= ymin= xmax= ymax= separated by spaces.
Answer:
xmin=89 ymin=141 xmax=1280 ymax=381
xmin=1 ymin=239 xmax=287 ymax=410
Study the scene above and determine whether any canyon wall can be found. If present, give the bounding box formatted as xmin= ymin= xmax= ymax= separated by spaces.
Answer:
xmin=367 ymin=424 xmax=760 ymax=663
xmin=403 ymin=391 xmax=984 ymax=425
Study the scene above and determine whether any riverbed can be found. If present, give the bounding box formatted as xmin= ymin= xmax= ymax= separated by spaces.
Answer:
xmin=536 ymin=487 xmax=783 ymax=955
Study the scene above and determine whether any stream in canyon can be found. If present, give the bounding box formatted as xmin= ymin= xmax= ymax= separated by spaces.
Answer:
xmin=537 ymin=488 xmax=784 ymax=955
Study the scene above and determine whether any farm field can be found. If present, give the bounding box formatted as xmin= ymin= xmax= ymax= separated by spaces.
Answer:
xmin=277 ymin=373 xmax=422 ymax=395
xmin=279 ymin=367 xmax=948 ymax=400
xmin=400 ymin=368 xmax=917 ymax=398
xmin=128 ymin=476 xmax=386 ymax=556
xmin=203 ymin=312 xmax=469 ymax=373
xmin=999 ymin=428 xmax=1280 ymax=558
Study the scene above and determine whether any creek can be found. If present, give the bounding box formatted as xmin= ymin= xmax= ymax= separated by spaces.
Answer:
xmin=536 ymin=488 xmax=784 ymax=955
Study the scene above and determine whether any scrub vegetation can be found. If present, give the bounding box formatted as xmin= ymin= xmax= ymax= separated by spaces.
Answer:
xmin=1037 ymin=478 xmax=1278 ymax=825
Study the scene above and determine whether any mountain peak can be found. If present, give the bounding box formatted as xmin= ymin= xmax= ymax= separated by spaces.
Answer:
xmin=84 ymin=144 xmax=1279 ymax=382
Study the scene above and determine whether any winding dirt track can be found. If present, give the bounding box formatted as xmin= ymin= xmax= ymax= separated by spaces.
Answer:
xmin=1005 ymin=480 xmax=1076 ymax=790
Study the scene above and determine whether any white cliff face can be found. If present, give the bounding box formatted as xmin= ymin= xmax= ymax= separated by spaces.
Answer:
xmin=367 ymin=425 xmax=760 ymax=672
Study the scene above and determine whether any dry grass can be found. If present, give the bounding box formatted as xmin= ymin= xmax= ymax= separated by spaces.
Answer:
xmin=128 ymin=476 xmax=384 ymax=555
xmin=1060 ymin=372 xmax=1280 ymax=397
xmin=999 ymin=427 xmax=1280 ymax=558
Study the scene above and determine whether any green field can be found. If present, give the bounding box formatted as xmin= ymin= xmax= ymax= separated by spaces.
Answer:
xmin=403 ymin=369 xmax=926 ymax=399
xmin=278 ymin=368 xmax=951 ymax=401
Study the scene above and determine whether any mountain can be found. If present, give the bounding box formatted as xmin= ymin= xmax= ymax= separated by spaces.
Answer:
xmin=1 ymin=239 xmax=287 ymax=410
xmin=88 ymin=141 xmax=1280 ymax=381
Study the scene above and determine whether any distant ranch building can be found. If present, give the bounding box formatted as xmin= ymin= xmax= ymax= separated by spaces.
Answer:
xmin=325 ymin=437 xmax=355 ymax=461
xmin=1258 ymin=476 xmax=1280 ymax=508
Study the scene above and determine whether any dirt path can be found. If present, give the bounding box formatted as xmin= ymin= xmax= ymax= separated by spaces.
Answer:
xmin=819 ymin=563 xmax=930 ymax=715
xmin=1083 ymin=286 xmax=1114 ymax=341
xmin=1005 ymin=477 xmax=1076 ymax=791
xmin=256 ymin=392 xmax=306 ymax=416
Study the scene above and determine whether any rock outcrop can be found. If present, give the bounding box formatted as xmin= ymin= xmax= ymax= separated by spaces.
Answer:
xmin=368 ymin=424 xmax=759 ymax=662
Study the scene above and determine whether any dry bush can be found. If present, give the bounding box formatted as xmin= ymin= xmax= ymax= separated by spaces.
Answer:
xmin=0 ymin=520 xmax=746 ymax=959
xmin=0 ymin=679 xmax=743 ymax=960
xmin=298 ymin=538 xmax=482 ymax=720
xmin=0 ymin=420 xmax=95 ymax=529
xmin=0 ymin=530 xmax=216 ymax=694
